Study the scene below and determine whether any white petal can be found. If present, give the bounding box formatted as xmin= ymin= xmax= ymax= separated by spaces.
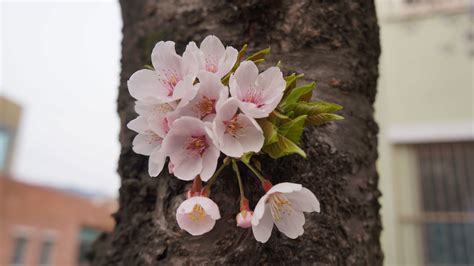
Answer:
xmin=216 ymin=46 xmax=238 ymax=78
xmin=127 ymin=69 xmax=164 ymax=101
xmin=256 ymin=66 xmax=286 ymax=99
xmin=182 ymin=41 xmax=200 ymax=76
xmin=177 ymin=213 xmax=216 ymax=236
xmin=198 ymin=196 xmax=221 ymax=219
xmin=232 ymin=61 xmax=258 ymax=91
xmin=238 ymin=101 xmax=269 ymax=118
xmin=127 ymin=116 xmax=150 ymax=134
xmin=151 ymin=41 xmax=180 ymax=72
xmin=216 ymin=97 xmax=239 ymax=122
xmin=172 ymin=75 xmax=197 ymax=102
xmin=252 ymin=194 xmax=269 ymax=226
xmin=132 ymin=134 xmax=161 ymax=156
xmin=235 ymin=114 xmax=264 ymax=153
xmin=200 ymin=35 xmax=225 ymax=60
xmin=268 ymin=182 xmax=302 ymax=195
xmin=274 ymin=209 xmax=305 ymax=239
xmin=148 ymin=114 xmax=170 ymax=138
xmin=172 ymin=154 xmax=203 ymax=181
xmin=286 ymin=187 xmax=321 ymax=213
xmin=200 ymin=147 xmax=220 ymax=181
xmin=252 ymin=205 xmax=274 ymax=243
xmin=220 ymin=134 xmax=244 ymax=157
xmin=161 ymin=134 xmax=187 ymax=157
xmin=167 ymin=117 xmax=206 ymax=137
xmin=196 ymin=71 xmax=226 ymax=99
xmin=148 ymin=147 xmax=166 ymax=177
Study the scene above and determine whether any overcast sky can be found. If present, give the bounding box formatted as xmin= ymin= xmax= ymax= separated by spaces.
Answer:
xmin=1 ymin=0 xmax=122 ymax=196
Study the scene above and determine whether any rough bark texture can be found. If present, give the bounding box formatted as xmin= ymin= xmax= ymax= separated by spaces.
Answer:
xmin=92 ymin=0 xmax=382 ymax=265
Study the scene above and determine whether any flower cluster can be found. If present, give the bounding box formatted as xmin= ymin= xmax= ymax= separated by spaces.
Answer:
xmin=127 ymin=35 xmax=343 ymax=243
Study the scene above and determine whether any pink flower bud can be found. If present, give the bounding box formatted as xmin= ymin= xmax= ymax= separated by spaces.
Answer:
xmin=236 ymin=210 xmax=253 ymax=228
xmin=168 ymin=161 xmax=175 ymax=174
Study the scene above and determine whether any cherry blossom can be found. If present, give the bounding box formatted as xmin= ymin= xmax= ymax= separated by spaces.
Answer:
xmin=230 ymin=61 xmax=286 ymax=118
xmin=127 ymin=116 xmax=167 ymax=177
xmin=212 ymin=98 xmax=264 ymax=157
xmin=128 ymin=41 xmax=198 ymax=104
xmin=251 ymin=182 xmax=320 ymax=243
xmin=184 ymin=35 xmax=238 ymax=78
xmin=174 ymin=72 xmax=228 ymax=122
xmin=176 ymin=196 xmax=221 ymax=236
xmin=162 ymin=117 xmax=220 ymax=181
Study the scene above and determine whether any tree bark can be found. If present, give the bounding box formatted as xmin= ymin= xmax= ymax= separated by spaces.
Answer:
xmin=92 ymin=0 xmax=382 ymax=265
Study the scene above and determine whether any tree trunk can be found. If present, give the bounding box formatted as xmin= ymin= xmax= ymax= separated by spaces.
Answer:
xmin=92 ymin=0 xmax=382 ymax=265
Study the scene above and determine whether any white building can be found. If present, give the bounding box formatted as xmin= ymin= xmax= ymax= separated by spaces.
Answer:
xmin=376 ymin=0 xmax=473 ymax=265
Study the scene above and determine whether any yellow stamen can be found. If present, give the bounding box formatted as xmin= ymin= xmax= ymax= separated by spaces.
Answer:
xmin=188 ymin=204 xmax=206 ymax=222
xmin=268 ymin=193 xmax=293 ymax=221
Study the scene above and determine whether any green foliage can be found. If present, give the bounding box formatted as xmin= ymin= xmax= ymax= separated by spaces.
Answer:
xmin=278 ymin=115 xmax=307 ymax=144
xmin=259 ymin=119 xmax=278 ymax=145
xmin=280 ymin=82 xmax=316 ymax=109
xmin=306 ymin=113 xmax=344 ymax=125
xmin=258 ymin=73 xmax=344 ymax=160
xmin=262 ymin=134 xmax=306 ymax=159
xmin=245 ymin=47 xmax=271 ymax=62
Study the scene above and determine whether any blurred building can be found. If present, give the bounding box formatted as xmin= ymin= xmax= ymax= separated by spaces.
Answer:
xmin=0 ymin=96 xmax=22 ymax=172
xmin=0 ymin=96 xmax=116 ymax=266
xmin=376 ymin=0 xmax=473 ymax=265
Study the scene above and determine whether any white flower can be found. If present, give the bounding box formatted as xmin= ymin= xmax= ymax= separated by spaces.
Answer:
xmin=162 ymin=117 xmax=220 ymax=181
xmin=212 ymin=98 xmax=264 ymax=157
xmin=230 ymin=61 xmax=286 ymax=118
xmin=251 ymin=182 xmax=320 ymax=243
xmin=174 ymin=71 xmax=228 ymax=121
xmin=236 ymin=210 xmax=253 ymax=228
xmin=176 ymin=196 xmax=221 ymax=236
xmin=127 ymin=116 xmax=167 ymax=177
xmin=184 ymin=35 xmax=238 ymax=78
xmin=128 ymin=41 xmax=198 ymax=104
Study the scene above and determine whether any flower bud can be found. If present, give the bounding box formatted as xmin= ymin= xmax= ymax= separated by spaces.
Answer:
xmin=236 ymin=210 xmax=254 ymax=228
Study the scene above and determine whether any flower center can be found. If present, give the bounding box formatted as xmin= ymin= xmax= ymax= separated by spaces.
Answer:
xmin=188 ymin=204 xmax=206 ymax=222
xmin=268 ymin=193 xmax=293 ymax=221
xmin=193 ymin=96 xmax=216 ymax=119
xmin=185 ymin=135 xmax=208 ymax=156
xmin=205 ymin=57 xmax=218 ymax=73
xmin=242 ymin=87 xmax=264 ymax=107
xmin=224 ymin=115 xmax=243 ymax=137
xmin=144 ymin=131 xmax=162 ymax=144
xmin=152 ymin=103 xmax=174 ymax=114
xmin=158 ymin=69 xmax=182 ymax=96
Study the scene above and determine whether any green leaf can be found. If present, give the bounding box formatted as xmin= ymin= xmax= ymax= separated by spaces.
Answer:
xmin=262 ymin=134 xmax=307 ymax=159
xmin=258 ymin=119 xmax=278 ymax=145
xmin=288 ymin=101 xmax=343 ymax=116
xmin=144 ymin=64 xmax=154 ymax=70
xmin=238 ymin=44 xmax=248 ymax=61
xmin=306 ymin=113 xmax=344 ymax=125
xmin=278 ymin=115 xmax=307 ymax=144
xmin=241 ymin=152 xmax=253 ymax=164
xmin=283 ymin=73 xmax=304 ymax=95
xmin=246 ymin=47 xmax=271 ymax=62
xmin=280 ymin=82 xmax=316 ymax=108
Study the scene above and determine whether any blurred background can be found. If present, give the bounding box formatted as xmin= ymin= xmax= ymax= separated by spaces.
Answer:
xmin=0 ymin=0 xmax=472 ymax=265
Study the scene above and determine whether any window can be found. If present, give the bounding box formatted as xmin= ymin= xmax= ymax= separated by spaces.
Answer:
xmin=0 ymin=128 xmax=11 ymax=170
xmin=10 ymin=236 xmax=28 ymax=266
xmin=415 ymin=142 xmax=474 ymax=265
xmin=78 ymin=227 xmax=101 ymax=266
xmin=38 ymin=239 xmax=54 ymax=266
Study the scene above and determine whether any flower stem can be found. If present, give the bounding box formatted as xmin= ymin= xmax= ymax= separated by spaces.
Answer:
xmin=203 ymin=157 xmax=230 ymax=191
xmin=232 ymin=159 xmax=245 ymax=199
xmin=241 ymin=160 xmax=267 ymax=183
